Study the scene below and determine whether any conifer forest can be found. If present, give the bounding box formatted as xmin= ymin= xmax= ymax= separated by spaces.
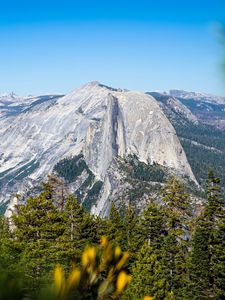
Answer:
xmin=1 ymin=171 xmax=225 ymax=299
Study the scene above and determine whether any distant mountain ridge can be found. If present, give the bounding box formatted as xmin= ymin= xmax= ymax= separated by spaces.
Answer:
xmin=147 ymin=90 xmax=225 ymax=190
xmin=167 ymin=90 xmax=225 ymax=104
xmin=155 ymin=89 xmax=225 ymax=129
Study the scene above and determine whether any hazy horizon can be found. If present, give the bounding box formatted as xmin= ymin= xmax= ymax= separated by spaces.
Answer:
xmin=1 ymin=80 xmax=225 ymax=98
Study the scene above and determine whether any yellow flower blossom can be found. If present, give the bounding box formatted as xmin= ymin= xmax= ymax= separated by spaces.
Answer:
xmin=115 ymin=252 xmax=129 ymax=270
xmin=116 ymin=271 xmax=132 ymax=294
xmin=82 ymin=246 xmax=97 ymax=268
xmin=88 ymin=247 xmax=96 ymax=262
xmin=51 ymin=238 xmax=132 ymax=299
xmin=143 ymin=297 xmax=153 ymax=300
xmin=114 ymin=246 xmax=122 ymax=258
xmin=54 ymin=265 xmax=65 ymax=293
xmin=67 ymin=268 xmax=81 ymax=289
xmin=100 ymin=236 xmax=108 ymax=248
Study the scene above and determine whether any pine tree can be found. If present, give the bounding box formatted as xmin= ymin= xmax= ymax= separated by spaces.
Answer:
xmin=123 ymin=243 xmax=170 ymax=300
xmin=204 ymin=170 xmax=225 ymax=299
xmin=60 ymin=195 xmax=99 ymax=267
xmin=106 ymin=202 xmax=125 ymax=247
xmin=161 ymin=177 xmax=192 ymax=299
xmin=161 ymin=176 xmax=192 ymax=240
xmin=121 ymin=203 xmax=143 ymax=270
xmin=12 ymin=192 xmax=65 ymax=283
xmin=139 ymin=199 xmax=165 ymax=249
xmin=94 ymin=215 xmax=108 ymax=240
xmin=189 ymin=170 xmax=225 ymax=299
xmin=188 ymin=218 xmax=211 ymax=299
xmin=0 ymin=216 xmax=16 ymax=272
xmin=123 ymin=204 xmax=136 ymax=249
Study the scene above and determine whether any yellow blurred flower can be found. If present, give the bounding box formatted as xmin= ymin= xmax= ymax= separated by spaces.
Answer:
xmin=82 ymin=246 xmax=97 ymax=268
xmin=51 ymin=238 xmax=132 ymax=299
xmin=143 ymin=297 xmax=153 ymax=300
xmin=88 ymin=247 xmax=96 ymax=262
xmin=116 ymin=271 xmax=132 ymax=294
xmin=114 ymin=246 xmax=122 ymax=258
xmin=67 ymin=268 xmax=81 ymax=289
xmin=115 ymin=252 xmax=129 ymax=270
xmin=100 ymin=236 xmax=108 ymax=248
xmin=54 ymin=265 xmax=65 ymax=293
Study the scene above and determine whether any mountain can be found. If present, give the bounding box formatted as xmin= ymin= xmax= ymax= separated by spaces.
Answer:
xmin=0 ymin=93 xmax=64 ymax=118
xmin=167 ymin=90 xmax=225 ymax=129
xmin=0 ymin=82 xmax=196 ymax=216
xmin=147 ymin=90 xmax=225 ymax=189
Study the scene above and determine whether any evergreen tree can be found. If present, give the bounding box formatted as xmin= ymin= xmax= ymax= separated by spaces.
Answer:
xmin=139 ymin=199 xmax=165 ymax=249
xmin=161 ymin=176 xmax=192 ymax=240
xmin=106 ymin=202 xmax=125 ymax=247
xmin=58 ymin=195 xmax=99 ymax=268
xmin=189 ymin=170 xmax=225 ymax=299
xmin=123 ymin=243 xmax=169 ymax=300
xmin=121 ymin=203 xmax=142 ymax=269
xmin=188 ymin=218 xmax=211 ymax=299
xmin=161 ymin=177 xmax=192 ymax=299
xmin=12 ymin=192 xmax=65 ymax=283
xmin=94 ymin=215 xmax=108 ymax=240
xmin=0 ymin=216 xmax=16 ymax=272
xmin=123 ymin=203 xmax=140 ymax=251
xmin=205 ymin=170 xmax=225 ymax=299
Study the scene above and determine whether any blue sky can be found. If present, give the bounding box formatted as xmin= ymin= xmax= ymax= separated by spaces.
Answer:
xmin=0 ymin=0 xmax=225 ymax=95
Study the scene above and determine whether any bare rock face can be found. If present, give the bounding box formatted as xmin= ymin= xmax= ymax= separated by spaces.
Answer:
xmin=0 ymin=82 xmax=196 ymax=215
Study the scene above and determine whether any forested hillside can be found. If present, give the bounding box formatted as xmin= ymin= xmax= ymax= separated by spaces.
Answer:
xmin=149 ymin=92 xmax=225 ymax=188
xmin=1 ymin=171 xmax=225 ymax=299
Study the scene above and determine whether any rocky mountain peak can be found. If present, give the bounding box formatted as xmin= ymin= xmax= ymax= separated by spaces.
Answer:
xmin=0 ymin=82 xmax=197 ymax=216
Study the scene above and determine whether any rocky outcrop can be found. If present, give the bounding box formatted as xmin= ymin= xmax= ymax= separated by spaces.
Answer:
xmin=0 ymin=82 xmax=197 ymax=215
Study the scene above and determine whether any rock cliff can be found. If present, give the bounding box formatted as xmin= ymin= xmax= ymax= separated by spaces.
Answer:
xmin=0 ymin=82 xmax=196 ymax=215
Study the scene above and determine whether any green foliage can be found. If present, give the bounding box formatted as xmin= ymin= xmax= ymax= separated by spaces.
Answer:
xmin=82 ymin=181 xmax=103 ymax=211
xmin=181 ymin=138 xmax=225 ymax=186
xmin=0 ymin=238 xmax=132 ymax=300
xmin=12 ymin=192 xmax=66 ymax=282
xmin=123 ymin=243 xmax=169 ymax=300
xmin=53 ymin=155 xmax=103 ymax=211
xmin=62 ymin=195 xmax=98 ymax=263
xmin=176 ymin=121 xmax=225 ymax=151
xmin=120 ymin=155 xmax=166 ymax=183
xmin=139 ymin=199 xmax=165 ymax=249
xmin=189 ymin=170 xmax=225 ymax=299
xmin=161 ymin=235 xmax=188 ymax=299
xmin=10 ymin=179 xmax=100 ymax=286
xmin=161 ymin=176 xmax=192 ymax=238
xmin=53 ymin=154 xmax=93 ymax=183
xmin=122 ymin=204 xmax=142 ymax=266
xmin=1 ymin=171 xmax=225 ymax=299
xmin=0 ymin=272 xmax=28 ymax=300
xmin=160 ymin=177 xmax=192 ymax=298
xmin=0 ymin=216 xmax=15 ymax=270
xmin=105 ymin=203 xmax=126 ymax=247
xmin=131 ymin=160 xmax=165 ymax=183
xmin=188 ymin=219 xmax=211 ymax=299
